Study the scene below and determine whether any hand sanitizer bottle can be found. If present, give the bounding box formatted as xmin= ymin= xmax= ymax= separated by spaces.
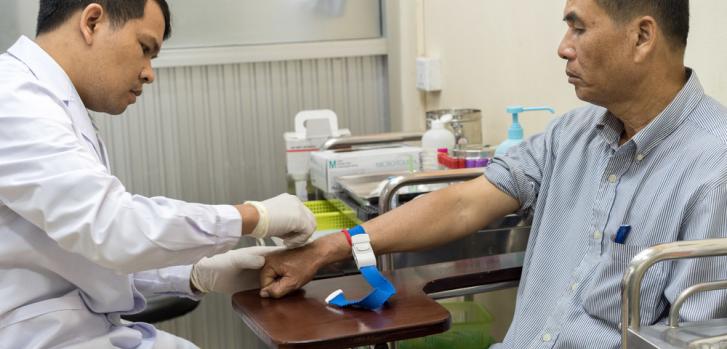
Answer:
xmin=422 ymin=114 xmax=455 ymax=171
xmin=494 ymin=106 xmax=555 ymax=157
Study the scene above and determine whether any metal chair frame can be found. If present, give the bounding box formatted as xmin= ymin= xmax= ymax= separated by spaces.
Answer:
xmin=621 ymin=238 xmax=727 ymax=348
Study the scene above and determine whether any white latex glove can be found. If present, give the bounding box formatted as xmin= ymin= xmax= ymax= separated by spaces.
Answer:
xmin=190 ymin=246 xmax=284 ymax=294
xmin=245 ymin=193 xmax=316 ymax=247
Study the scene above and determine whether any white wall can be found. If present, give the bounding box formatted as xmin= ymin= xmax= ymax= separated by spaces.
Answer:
xmin=392 ymin=0 xmax=727 ymax=146
xmin=685 ymin=1 xmax=727 ymax=98
xmin=384 ymin=0 xmax=426 ymax=132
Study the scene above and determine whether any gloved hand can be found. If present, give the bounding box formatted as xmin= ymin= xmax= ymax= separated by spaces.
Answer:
xmin=190 ymin=246 xmax=284 ymax=294
xmin=245 ymin=193 xmax=316 ymax=248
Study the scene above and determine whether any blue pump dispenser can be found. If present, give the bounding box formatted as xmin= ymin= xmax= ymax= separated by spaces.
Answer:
xmin=494 ymin=106 xmax=555 ymax=157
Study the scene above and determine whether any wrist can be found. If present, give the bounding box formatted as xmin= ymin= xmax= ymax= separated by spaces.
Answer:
xmin=189 ymin=264 xmax=208 ymax=295
xmin=236 ymin=203 xmax=260 ymax=236
xmin=190 ymin=279 xmax=201 ymax=294
xmin=312 ymin=231 xmax=352 ymax=267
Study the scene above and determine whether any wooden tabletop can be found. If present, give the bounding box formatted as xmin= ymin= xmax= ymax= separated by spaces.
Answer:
xmin=232 ymin=252 xmax=523 ymax=349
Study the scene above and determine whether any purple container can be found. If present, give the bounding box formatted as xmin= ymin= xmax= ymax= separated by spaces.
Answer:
xmin=456 ymin=145 xmax=490 ymax=168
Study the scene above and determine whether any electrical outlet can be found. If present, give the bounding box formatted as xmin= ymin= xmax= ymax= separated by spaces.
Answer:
xmin=416 ymin=57 xmax=442 ymax=92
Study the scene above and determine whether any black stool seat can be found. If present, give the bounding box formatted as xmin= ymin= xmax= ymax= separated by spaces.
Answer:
xmin=121 ymin=295 xmax=200 ymax=324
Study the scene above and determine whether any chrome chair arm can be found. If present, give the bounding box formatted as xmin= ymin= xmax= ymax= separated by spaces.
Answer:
xmin=321 ymin=132 xmax=423 ymax=150
xmin=621 ymin=238 xmax=727 ymax=349
xmin=378 ymin=168 xmax=485 ymax=214
xmin=377 ymin=168 xmax=486 ymax=271
xmin=668 ymin=279 xmax=727 ymax=328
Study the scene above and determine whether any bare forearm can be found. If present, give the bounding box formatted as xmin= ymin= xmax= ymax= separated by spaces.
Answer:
xmin=316 ymin=175 xmax=520 ymax=264
xmin=259 ymin=176 xmax=518 ymax=298
xmin=312 ymin=232 xmax=352 ymax=266
xmin=234 ymin=204 xmax=260 ymax=236
xmin=364 ymin=176 xmax=518 ymax=254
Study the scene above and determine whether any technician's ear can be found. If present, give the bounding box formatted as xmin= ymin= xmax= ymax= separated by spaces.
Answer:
xmin=79 ymin=3 xmax=105 ymax=45
xmin=633 ymin=15 xmax=658 ymax=63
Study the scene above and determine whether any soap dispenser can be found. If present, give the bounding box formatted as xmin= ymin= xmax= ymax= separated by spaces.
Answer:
xmin=421 ymin=114 xmax=455 ymax=170
xmin=494 ymin=106 xmax=555 ymax=157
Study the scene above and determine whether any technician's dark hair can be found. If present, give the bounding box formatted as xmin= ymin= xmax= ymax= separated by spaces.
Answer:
xmin=36 ymin=0 xmax=171 ymax=40
xmin=596 ymin=0 xmax=689 ymax=48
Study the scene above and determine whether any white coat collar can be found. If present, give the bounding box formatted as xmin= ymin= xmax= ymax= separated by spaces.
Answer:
xmin=6 ymin=36 xmax=78 ymax=105
xmin=6 ymin=36 xmax=109 ymax=169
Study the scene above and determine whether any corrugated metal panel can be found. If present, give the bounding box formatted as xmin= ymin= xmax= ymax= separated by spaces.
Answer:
xmin=93 ymin=55 xmax=389 ymax=348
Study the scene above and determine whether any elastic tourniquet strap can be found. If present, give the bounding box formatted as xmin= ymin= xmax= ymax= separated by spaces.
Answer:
xmin=325 ymin=225 xmax=396 ymax=310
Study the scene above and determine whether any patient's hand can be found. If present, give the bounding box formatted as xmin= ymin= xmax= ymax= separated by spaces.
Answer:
xmin=258 ymin=242 xmax=323 ymax=298
xmin=259 ymin=233 xmax=350 ymax=298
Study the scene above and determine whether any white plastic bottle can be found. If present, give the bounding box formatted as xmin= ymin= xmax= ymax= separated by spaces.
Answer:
xmin=421 ymin=114 xmax=455 ymax=171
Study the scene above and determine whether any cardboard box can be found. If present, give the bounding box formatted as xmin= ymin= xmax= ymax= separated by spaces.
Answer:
xmin=310 ymin=146 xmax=422 ymax=193
xmin=284 ymin=110 xmax=350 ymax=199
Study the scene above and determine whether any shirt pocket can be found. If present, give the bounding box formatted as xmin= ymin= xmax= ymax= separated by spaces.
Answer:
xmin=582 ymin=239 xmax=668 ymax=327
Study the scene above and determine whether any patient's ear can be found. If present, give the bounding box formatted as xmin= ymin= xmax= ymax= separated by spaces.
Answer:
xmin=632 ymin=15 xmax=658 ymax=63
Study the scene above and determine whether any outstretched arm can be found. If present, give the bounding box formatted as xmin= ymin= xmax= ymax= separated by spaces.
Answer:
xmin=259 ymin=175 xmax=519 ymax=298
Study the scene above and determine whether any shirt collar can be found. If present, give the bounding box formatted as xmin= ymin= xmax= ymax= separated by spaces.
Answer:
xmin=595 ymin=68 xmax=704 ymax=155
xmin=595 ymin=110 xmax=622 ymax=151
xmin=6 ymin=35 xmax=80 ymax=105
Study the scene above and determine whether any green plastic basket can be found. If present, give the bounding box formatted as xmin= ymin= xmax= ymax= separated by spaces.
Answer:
xmin=303 ymin=200 xmax=361 ymax=231
xmin=399 ymin=301 xmax=495 ymax=349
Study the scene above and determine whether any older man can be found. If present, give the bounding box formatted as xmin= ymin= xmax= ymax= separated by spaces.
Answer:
xmin=0 ymin=1 xmax=316 ymax=348
xmin=260 ymin=0 xmax=727 ymax=348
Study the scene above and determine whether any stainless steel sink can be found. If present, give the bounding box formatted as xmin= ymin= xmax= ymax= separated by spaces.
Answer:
xmin=390 ymin=214 xmax=531 ymax=269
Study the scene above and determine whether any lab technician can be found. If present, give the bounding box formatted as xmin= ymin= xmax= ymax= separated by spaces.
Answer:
xmin=259 ymin=0 xmax=727 ymax=348
xmin=0 ymin=0 xmax=316 ymax=348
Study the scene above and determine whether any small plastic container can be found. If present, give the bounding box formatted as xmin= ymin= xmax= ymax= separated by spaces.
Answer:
xmin=452 ymin=147 xmax=489 ymax=169
xmin=303 ymin=200 xmax=360 ymax=231
xmin=463 ymin=146 xmax=489 ymax=169
xmin=399 ymin=301 xmax=495 ymax=349
xmin=435 ymin=145 xmax=490 ymax=170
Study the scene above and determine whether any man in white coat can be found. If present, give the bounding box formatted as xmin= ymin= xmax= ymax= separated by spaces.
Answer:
xmin=0 ymin=0 xmax=316 ymax=348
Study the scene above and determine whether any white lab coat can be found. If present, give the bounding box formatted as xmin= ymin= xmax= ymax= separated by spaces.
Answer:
xmin=0 ymin=36 xmax=242 ymax=348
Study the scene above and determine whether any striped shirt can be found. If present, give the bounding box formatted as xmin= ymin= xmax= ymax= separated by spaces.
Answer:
xmin=485 ymin=69 xmax=727 ymax=349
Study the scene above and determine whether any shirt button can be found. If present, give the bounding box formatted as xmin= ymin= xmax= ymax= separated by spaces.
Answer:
xmin=636 ymin=154 xmax=645 ymax=161
xmin=593 ymin=230 xmax=603 ymax=240
xmin=607 ymin=174 xmax=618 ymax=183
xmin=542 ymin=333 xmax=553 ymax=342
xmin=571 ymin=282 xmax=579 ymax=291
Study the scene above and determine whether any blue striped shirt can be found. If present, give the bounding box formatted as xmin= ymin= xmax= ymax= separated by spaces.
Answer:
xmin=485 ymin=69 xmax=727 ymax=349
